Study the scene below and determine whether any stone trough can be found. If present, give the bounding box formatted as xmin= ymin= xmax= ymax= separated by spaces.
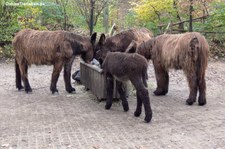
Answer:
xmin=80 ymin=61 xmax=129 ymax=100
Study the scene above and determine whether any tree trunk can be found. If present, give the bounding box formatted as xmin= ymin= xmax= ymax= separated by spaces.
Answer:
xmin=189 ymin=0 xmax=193 ymax=32
xmin=103 ymin=1 xmax=109 ymax=33
xmin=173 ymin=0 xmax=184 ymax=31
xmin=90 ymin=0 xmax=95 ymax=35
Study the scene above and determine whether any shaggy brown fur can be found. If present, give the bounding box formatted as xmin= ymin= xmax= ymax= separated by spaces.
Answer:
xmin=126 ymin=32 xmax=209 ymax=106
xmin=94 ymin=28 xmax=153 ymax=65
xmin=102 ymin=52 xmax=152 ymax=123
xmin=13 ymin=29 xmax=96 ymax=93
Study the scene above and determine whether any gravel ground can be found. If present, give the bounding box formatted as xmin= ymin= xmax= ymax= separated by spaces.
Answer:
xmin=0 ymin=57 xmax=225 ymax=149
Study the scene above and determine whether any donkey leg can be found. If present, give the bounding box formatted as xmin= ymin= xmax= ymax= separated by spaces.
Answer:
xmin=131 ymin=77 xmax=152 ymax=123
xmin=50 ymin=61 xmax=63 ymax=94
xmin=64 ymin=57 xmax=75 ymax=93
xmin=153 ymin=63 xmax=169 ymax=96
xmin=140 ymin=89 xmax=152 ymax=123
xmin=142 ymin=68 xmax=148 ymax=88
xmin=134 ymin=91 xmax=142 ymax=117
xmin=186 ymin=73 xmax=198 ymax=105
xmin=105 ymin=74 xmax=114 ymax=110
xmin=18 ymin=60 xmax=32 ymax=93
xmin=15 ymin=58 xmax=23 ymax=90
xmin=116 ymin=80 xmax=129 ymax=112
xmin=198 ymin=74 xmax=206 ymax=106
xmin=134 ymin=71 xmax=148 ymax=117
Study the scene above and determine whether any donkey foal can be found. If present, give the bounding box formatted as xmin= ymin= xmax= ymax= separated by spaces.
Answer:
xmin=102 ymin=52 xmax=152 ymax=123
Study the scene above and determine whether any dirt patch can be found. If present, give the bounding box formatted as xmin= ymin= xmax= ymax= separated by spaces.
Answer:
xmin=0 ymin=58 xmax=225 ymax=148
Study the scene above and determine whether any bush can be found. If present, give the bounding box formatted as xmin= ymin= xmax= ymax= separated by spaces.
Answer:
xmin=0 ymin=45 xmax=14 ymax=58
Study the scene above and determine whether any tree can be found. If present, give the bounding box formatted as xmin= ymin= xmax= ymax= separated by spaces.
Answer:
xmin=90 ymin=0 xmax=94 ymax=35
xmin=55 ymin=0 xmax=70 ymax=30
xmin=74 ymin=0 xmax=108 ymax=34
xmin=133 ymin=0 xmax=175 ymax=23
xmin=103 ymin=1 xmax=109 ymax=33
xmin=189 ymin=0 xmax=193 ymax=32
xmin=0 ymin=1 xmax=19 ymax=45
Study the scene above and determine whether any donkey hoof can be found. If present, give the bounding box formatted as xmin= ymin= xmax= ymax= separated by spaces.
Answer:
xmin=66 ymin=87 xmax=76 ymax=93
xmin=198 ymin=99 xmax=206 ymax=106
xmin=105 ymin=104 xmax=112 ymax=110
xmin=122 ymin=104 xmax=129 ymax=112
xmin=186 ymin=98 xmax=194 ymax=105
xmin=51 ymin=89 xmax=58 ymax=94
xmin=123 ymin=106 xmax=129 ymax=112
xmin=25 ymin=88 xmax=32 ymax=93
xmin=198 ymin=101 xmax=206 ymax=106
xmin=134 ymin=110 xmax=141 ymax=117
xmin=153 ymin=89 xmax=167 ymax=96
xmin=17 ymin=85 xmax=24 ymax=90
xmin=144 ymin=114 xmax=152 ymax=123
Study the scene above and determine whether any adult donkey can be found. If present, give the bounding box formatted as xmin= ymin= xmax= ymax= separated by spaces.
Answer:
xmin=94 ymin=28 xmax=153 ymax=65
xmin=126 ymin=32 xmax=209 ymax=106
xmin=13 ymin=29 xmax=96 ymax=94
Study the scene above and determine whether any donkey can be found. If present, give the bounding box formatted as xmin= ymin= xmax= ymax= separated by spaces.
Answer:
xmin=102 ymin=52 xmax=152 ymax=123
xmin=126 ymin=32 xmax=209 ymax=106
xmin=13 ymin=29 xmax=97 ymax=94
xmin=94 ymin=28 xmax=153 ymax=65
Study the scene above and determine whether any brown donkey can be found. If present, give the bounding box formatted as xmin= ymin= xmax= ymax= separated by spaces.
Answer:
xmin=102 ymin=52 xmax=152 ymax=123
xmin=126 ymin=32 xmax=209 ymax=105
xmin=94 ymin=28 xmax=153 ymax=65
xmin=13 ymin=29 xmax=96 ymax=94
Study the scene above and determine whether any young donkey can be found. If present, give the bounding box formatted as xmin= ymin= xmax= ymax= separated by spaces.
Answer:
xmin=13 ymin=29 xmax=96 ymax=93
xmin=102 ymin=52 xmax=152 ymax=123
xmin=126 ymin=32 xmax=209 ymax=105
xmin=94 ymin=28 xmax=153 ymax=64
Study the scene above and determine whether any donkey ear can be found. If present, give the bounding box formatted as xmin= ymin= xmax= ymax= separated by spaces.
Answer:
xmin=125 ymin=40 xmax=137 ymax=53
xmin=91 ymin=32 xmax=97 ymax=45
xmin=99 ymin=33 xmax=106 ymax=46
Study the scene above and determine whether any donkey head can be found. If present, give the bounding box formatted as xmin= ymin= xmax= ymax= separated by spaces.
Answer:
xmin=125 ymin=38 xmax=156 ymax=60
xmin=144 ymin=38 xmax=156 ymax=60
xmin=94 ymin=33 xmax=108 ymax=65
xmin=80 ymin=32 xmax=97 ymax=63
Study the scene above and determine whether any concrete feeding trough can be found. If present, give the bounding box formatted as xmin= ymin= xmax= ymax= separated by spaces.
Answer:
xmin=80 ymin=61 xmax=129 ymax=100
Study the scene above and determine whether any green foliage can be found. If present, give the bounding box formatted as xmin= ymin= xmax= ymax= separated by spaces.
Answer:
xmin=125 ymin=12 xmax=137 ymax=28
xmin=205 ymin=2 xmax=225 ymax=32
xmin=39 ymin=3 xmax=63 ymax=30
xmin=17 ymin=6 xmax=46 ymax=30
xmin=131 ymin=0 xmax=178 ymax=35
xmin=193 ymin=2 xmax=225 ymax=58
xmin=143 ymin=21 xmax=160 ymax=35
xmin=133 ymin=0 xmax=175 ymax=23
xmin=0 ymin=44 xmax=14 ymax=58
xmin=0 ymin=4 xmax=20 ymax=43
xmin=0 ymin=0 xmax=225 ymax=58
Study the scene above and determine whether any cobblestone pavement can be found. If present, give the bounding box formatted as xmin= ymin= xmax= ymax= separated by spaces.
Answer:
xmin=0 ymin=58 xmax=225 ymax=149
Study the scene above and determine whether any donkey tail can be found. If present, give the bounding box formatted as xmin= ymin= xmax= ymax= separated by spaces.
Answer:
xmin=191 ymin=34 xmax=209 ymax=105
xmin=142 ymin=66 xmax=148 ymax=88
